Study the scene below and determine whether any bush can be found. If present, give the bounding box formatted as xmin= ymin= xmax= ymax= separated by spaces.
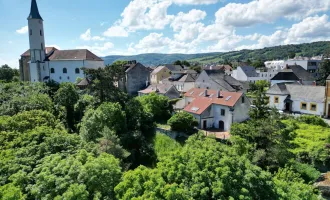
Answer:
xmin=167 ymin=112 xmax=198 ymax=134
xmin=297 ymin=115 xmax=328 ymax=127
xmin=290 ymin=161 xmax=321 ymax=183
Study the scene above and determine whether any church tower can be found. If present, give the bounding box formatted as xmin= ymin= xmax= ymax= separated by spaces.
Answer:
xmin=27 ymin=0 xmax=47 ymax=82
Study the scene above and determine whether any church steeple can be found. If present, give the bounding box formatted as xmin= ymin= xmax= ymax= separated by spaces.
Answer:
xmin=27 ymin=0 xmax=43 ymax=20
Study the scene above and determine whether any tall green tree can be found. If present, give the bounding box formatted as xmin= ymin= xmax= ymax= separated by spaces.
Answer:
xmin=0 ymin=64 xmax=19 ymax=82
xmin=54 ymin=82 xmax=79 ymax=131
xmin=317 ymin=57 xmax=330 ymax=85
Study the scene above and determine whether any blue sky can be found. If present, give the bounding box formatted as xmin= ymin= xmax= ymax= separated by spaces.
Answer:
xmin=1 ymin=0 xmax=330 ymax=68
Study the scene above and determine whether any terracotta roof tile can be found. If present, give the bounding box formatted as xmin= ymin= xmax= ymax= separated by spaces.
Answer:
xmin=48 ymin=49 xmax=103 ymax=61
xmin=184 ymin=88 xmax=243 ymax=115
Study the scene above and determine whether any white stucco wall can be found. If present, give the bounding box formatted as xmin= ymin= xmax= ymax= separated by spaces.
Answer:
xmin=195 ymin=71 xmax=222 ymax=90
xmin=48 ymin=60 xmax=104 ymax=83
xmin=212 ymin=105 xmax=233 ymax=131
xmin=291 ymin=100 xmax=324 ymax=116
xmin=267 ymin=94 xmax=287 ymax=110
xmin=233 ymin=95 xmax=250 ymax=123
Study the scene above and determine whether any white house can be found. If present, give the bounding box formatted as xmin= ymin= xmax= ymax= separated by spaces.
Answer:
xmin=19 ymin=0 xmax=104 ymax=83
xmin=266 ymin=83 xmax=325 ymax=116
xmin=232 ymin=66 xmax=279 ymax=83
xmin=161 ymin=73 xmax=196 ymax=93
xmin=284 ymin=58 xmax=322 ymax=74
xmin=183 ymin=88 xmax=250 ymax=131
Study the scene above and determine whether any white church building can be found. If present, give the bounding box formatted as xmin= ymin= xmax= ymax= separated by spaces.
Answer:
xmin=19 ymin=0 xmax=104 ymax=83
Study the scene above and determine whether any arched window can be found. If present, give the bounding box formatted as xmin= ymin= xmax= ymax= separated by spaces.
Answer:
xmin=50 ymin=68 xmax=55 ymax=73
xmin=63 ymin=68 xmax=67 ymax=74
xmin=40 ymin=30 xmax=42 ymax=36
xmin=75 ymin=68 xmax=80 ymax=74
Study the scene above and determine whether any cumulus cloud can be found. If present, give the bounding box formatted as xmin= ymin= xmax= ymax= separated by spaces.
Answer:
xmin=76 ymin=42 xmax=114 ymax=57
xmin=103 ymin=25 xmax=129 ymax=37
xmin=215 ymin=0 xmax=330 ymax=27
xmin=80 ymin=29 xmax=105 ymax=41
xmin=171 ymin=9 xmax=206 ymax=31
xmin=172 ymin=0 xmax=222 ymax=5
xmin=16 ymin=26 xmax=28 ymax=34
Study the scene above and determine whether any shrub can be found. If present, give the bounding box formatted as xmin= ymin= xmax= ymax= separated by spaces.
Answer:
xmin=297 ymin=115 xmax=328 ymax=127
xmin=167 ymin=112 xmax=198 ymax=134
xmin=290 ymin=161 xmax=321 ymax=183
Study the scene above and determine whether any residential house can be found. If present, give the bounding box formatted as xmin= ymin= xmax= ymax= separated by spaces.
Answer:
xmin=164 ymin=64 xmax=184 ymax=72
xmin=161 ymin=73 xmax=196 ymax=93
xmin=325 ymin=75 xmax=330 ymax=118
xmin=266 ymin=83 xmax=325 ymax=116
xmin=270 ymin=65 xmax=316 ymax=86
xmin=118 ymin=60 xmax=150 ymax=95
xmin=284 ymin=56 xmax=322 ymax=74
xmin=195 ymin=70 xmax=247 ymax=92
xmin=204 ymin=65 xmax=233 ymax=75
xmin=232 ymin=66 xmax=279 ymax=83
xmin=150 ymin=66 xmax=171 ymax=84
xmin=183 ymin=88 xmax=250 ymax=131
xmin=138 ymin=84 xmax=180 ymax=99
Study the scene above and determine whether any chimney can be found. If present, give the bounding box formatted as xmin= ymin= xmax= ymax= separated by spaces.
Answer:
xmin=217 ymin=89 xmax=222 ymax=98
xmin=313 ymin=81 xmax=316 ymax=86
xmin=204 ymin=89 xmax=208 ymax=97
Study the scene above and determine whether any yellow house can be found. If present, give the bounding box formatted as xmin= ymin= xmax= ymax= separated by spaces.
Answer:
xmin=325 ymin=75 xmax=330 ymax=118
xmin=150 ymin=66 xmax=171 ymax=84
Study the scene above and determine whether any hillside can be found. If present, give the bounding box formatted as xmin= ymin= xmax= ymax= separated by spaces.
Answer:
xmin=103 ymin=52 xmax=220 ymax=66
xmin=188 ymin=41 xmax=330 ymax=64
xmin=103 ymin=41 xmax=330 ymax=66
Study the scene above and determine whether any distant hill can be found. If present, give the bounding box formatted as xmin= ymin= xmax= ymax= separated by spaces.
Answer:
xmin=103 ymin=53 xmax=220 ymax=66
xmin=188 ymin=41 xmax=330 ymax=64
xmin=103 ymin=41 xmax=330 ymax=66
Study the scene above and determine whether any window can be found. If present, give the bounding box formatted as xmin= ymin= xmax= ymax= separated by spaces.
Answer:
xmin=221 ymin=109 xmax=225 ymax=116
xmin=310 ymin=103 xmax=317 ymax=111
xmin=50 ymin=68 xmax=55 ymax=73
xmin=274 ymin=96 xmax=279 ymax=104
xmin=59 ymin=76 xmax=62 ymax=80
xmin=30 ymin=29 xmax=32 ymax=35
xmin=63 ymin=68 xmax=67 ymax=74
xmin=75 ymin=68 xmax=80 ymax=74
xmin=301 ymin=102 xmax=307 ymax=110
xmin=242 ymin=96 xmax=245 ymax=103
xmin=41 ymin=43 xmax=43 ymax=50
xmin=40 ymin=30 xmax=42 ymax=36
xmin=67 ymin=76 xmax=70 ymax=80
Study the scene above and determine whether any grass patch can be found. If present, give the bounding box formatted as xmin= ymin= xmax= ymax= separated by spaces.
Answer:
xmin=154 ymin=132 xmax=182 ymax=159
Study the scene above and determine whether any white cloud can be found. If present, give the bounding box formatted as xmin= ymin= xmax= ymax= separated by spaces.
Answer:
xmin=215 ymin=0 xmax=330 ymax=27
xmin=16 ymin=26 xmax=28 ymax=34
xmin=80 ymin=28 xmax=105 ymax=41
xmin=172 ymin=0 xmax=222 ymax=5
xmin=76 ymin=42 xmax=114 ymax=57
xmin=174 ymin=22 xmax=204 ymax=42
xmin=0 ymin=57 xmax=19 ymax=69
xmin=120 ymin=0 xmax=174 ymax=31
xmin=103 ymin=25 xmax=128 ymax=37
xmin=135 ymin=33 xmax=171 ymax=53
xmin=171 ymin=9 xmax=206 ymax=31
xmin=80 ymin=29 xmax=91 ymax=41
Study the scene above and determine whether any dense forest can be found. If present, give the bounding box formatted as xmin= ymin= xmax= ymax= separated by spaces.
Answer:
xmin=0 ymin=64 xmax=329 ymax=199
xmin=102 ymin=41 xmax=330 ymax=66
xmin=188 ymin=41 xmax=330 ymax=64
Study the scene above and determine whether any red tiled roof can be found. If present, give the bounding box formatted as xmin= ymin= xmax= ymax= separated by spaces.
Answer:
xmin=48 ymin=49 xmax=103 ymax=61
xmin=21 ymin=47 xmax=58 ymax=57
xmin=184 ymin=88 xmax=243 ymax=115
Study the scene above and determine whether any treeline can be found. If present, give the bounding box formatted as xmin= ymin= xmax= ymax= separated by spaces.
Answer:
xmin=0 ymin=63 xmax=329 ymax=199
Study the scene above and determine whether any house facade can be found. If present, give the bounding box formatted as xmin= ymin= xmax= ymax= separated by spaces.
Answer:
xmin=150 ymin=66 xmax=171 ymax=84
xmin=183 ymin=88 xmax=250 ymax=131
xmin=232 ymin=66 xmax=279 ymax=83
xmin=119 ymin=61 xmax=151 ymax=95
xmin=195 ymin=70 xmax=247 ymax=92
xmin=266 ymin=83 xmax=325 ymax=116
xmin=161 ymin=73 xmax=196 ymax=93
